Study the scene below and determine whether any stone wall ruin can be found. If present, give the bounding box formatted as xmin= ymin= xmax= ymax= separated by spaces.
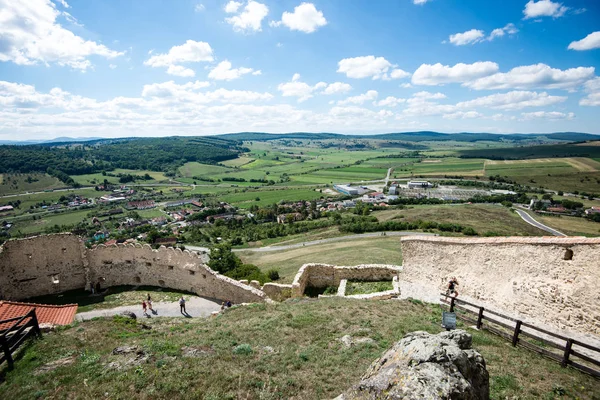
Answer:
xmin=400 ymin=236 xmax=600 ymax=336
xmin=0 ymin=234 xmax=268 ymax=304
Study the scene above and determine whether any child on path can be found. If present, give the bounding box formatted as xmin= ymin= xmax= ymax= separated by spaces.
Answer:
xmin=447 ymin=277 xmax=459 ymax=298
xmin=142 ymin=300 xmax=148 ymax=315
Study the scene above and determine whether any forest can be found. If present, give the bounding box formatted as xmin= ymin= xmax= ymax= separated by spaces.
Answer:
xmin=0 ymin=137 xmax=243 ymax=175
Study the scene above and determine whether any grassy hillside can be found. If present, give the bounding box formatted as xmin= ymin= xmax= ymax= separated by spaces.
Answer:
xmin=1 ymin=298 xmax=597 ymax=399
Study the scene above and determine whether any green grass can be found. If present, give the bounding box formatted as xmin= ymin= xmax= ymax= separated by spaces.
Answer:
xmin=532 ymin=214 xmax=600 ymax=236
xmin=238 ymin=237 xmax=402 ymax=282
xmin=220 ymin=156 xmax=255 ymax=167
xmin=394 ymin=158 xmax=486 ymax=177
xmin=0 ymin=298 xmax=597 ymax=399
xmin=11 ymin=209 xmax=92 ymax=234
xmin=1 ymin=188 xmax=111 ymax=216
xmin=178 ymin=162 xmax=231 ymax=178
xmin=0 ymin=173 xmax=63 ymax=195
xmin=345 ymin=280 xmax=393 ymax=295
xmin=219 ymin=188 xmax=327 ymax=208
xmin=72 ymin=170 xmax=170 ymax=186
xmin=373 ymin=204 xmax=545 ymax=236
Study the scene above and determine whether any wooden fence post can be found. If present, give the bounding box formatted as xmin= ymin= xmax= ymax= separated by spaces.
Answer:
xmin=0 ymin=336 xmax=13 ymax=369
xmin=31 ymin=309 xmax=42 ymax=338
xmin=562 ymin=339 xmax=574 ymax=367
xmin=476 ymin=307 xmax=484 ymax=330
xmin=450 ymin=297 xmax=455 ymax=313
xmin=512 ymin=320 xmax=522 ymax=347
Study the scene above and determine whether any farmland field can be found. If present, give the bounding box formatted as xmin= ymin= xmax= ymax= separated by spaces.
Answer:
xmin=532 ymin=214 xmax=600 ymax=236
xmin=220 ymin=156 xmax=254 ymax=167
xmin=178 ymin=162 xmax=231 ymax=178
xmin=11 ymin=209 xmax=91 ymax=235
xmin=392 ymin=158 xmax=485 ymax=177
xmin=219 ymin=188 xmax=329 ymax=208
xmin=373 ymin=204 xmax=544 ymax=236
xmin=0 ymin=173 xmax=64 ymax=195
xmin=72 ymin=169 xmax=170 ymax=186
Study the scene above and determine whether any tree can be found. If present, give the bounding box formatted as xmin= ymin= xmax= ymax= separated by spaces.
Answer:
xmin=207 ymin=242 xmax=242 ymax=274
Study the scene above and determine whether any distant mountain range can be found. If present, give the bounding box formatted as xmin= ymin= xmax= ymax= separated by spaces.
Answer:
xmin=0 ymin=132 xmax=598 ymax=146
xmin=0 ymin=137 xmax=105 ymax=145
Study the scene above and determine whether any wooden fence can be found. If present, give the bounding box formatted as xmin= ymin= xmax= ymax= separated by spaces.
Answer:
xmin=0 ymin=309 xmax=42 ymax=368
xmin=440 ymin=293 xmax=600 ymax=379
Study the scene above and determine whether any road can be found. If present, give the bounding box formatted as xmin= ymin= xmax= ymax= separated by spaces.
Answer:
xmin=76 ymin=296 xmax=221 ymax=321
xmin=185 ymin=231 xmax=436 ymax=254
xmin=385 ymin=168 xmax=393 ymax=186
xmin=515 ymin=208 xmax=566 ymax=236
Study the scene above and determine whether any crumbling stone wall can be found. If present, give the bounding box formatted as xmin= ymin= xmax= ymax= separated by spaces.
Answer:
xmin=400 ymin=236 xmax=600 ymax=336
xmin=0 ymin=234 xmax=86 ymax=299
xmin=291 ymin=263 xmax=401 ymax=297
xmin=87 ymin=243 xmax=267 ymax=304
xmin=0 ymin=234 xmax=268 ymax=304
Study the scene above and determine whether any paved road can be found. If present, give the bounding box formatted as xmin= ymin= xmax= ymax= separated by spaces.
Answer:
xmin=76 ymin=296 xmax=222 ymax=321
xmin=186 ymin=231 xmax=436 ymax=254
xmin=515 ymin=208 xmax=566 ymax=236
xmin=385 ymin=168 xmax=393 ymax=186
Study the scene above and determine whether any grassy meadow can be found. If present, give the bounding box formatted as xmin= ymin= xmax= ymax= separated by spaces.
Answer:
xmin=0 ymin=173 xmax=63 ymax=195
xmin=0 ymin=298 xmax=597 ymax=399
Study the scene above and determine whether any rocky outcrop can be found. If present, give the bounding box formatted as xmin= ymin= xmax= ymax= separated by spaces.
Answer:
xmin=337 ymin=330 xmax=489 ymax=400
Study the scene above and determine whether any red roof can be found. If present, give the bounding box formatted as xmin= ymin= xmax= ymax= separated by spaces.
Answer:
xmin=0 ymin=301 xmax=77 ymax=330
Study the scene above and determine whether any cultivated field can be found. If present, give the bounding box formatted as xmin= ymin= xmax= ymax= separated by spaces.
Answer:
xmin=0 ymin=173 xmax=63 ymax=195
xmin=532 ymin=214 xmax=600 ymax=236
xmin=373 ymin=204 xmax=545 ymax=236
xmin=220 ymin=188 xmax=328 ymax=208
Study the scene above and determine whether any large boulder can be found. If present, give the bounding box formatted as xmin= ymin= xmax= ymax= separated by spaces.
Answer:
xmin=337 ymin=330 xmax=489 ymax=400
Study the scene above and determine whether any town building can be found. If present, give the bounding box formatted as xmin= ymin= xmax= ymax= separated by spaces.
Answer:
xmin=333 ymin=184 xmax=359 ymax=196
xmin=407 ymin=181 xmax=433 ymax=189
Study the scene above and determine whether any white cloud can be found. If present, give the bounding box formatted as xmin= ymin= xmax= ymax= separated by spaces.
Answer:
xmin=413 ymin=0 xmax=431 ymax=4
xmin=194 ymin=3 xmax=205 ymax=12
xmin=166 ymin=65 xmax=196 ymax=77
xmin=521 ymin=111 xmax=574 ymax=120
xmin=0 ymin=0 xmax=123 ymax=70
xmin=337 ymin=90 xmax=378 ymax=105
xmin=448 ymin=24 xmax=518 ymax=46
xmin=568 ymin=32 xmax=600 ymax=51
xmin=464 ymin=64 xmax=595 ymax=91
xmin=412 ymin=62 xmax=499 ymax=85
xmin=109 ymin=64 xmax=117 ymax=69
xmin=337 ymin=56 xmax=408 ymax=80
xmin=456 ymin=90 xmax=566 ymax=110
xmin=321 ymin=82 xmax=352 ymax=95
xmin=144 ymin=40 xmax=213 ymax=76
xmin=225 ymin=1 xmax=243 ymax=13
xmin=449 ymin=29 xmax=485 ymax=46
xmin=523 ymin=0 xmax=568 ymax=19
xmin=400 ymin=83 xmax=413 ymax=88
xmin=207 ymin=60 xmax=258 ymax=81
xmin=375 ymin=96 xmax=406 ymax=107
xmin=141 ymin=80 xmax=272 ymax=104
xmin=141 ymin=80 xmax=211 ymax=97
xmin=56 ymin=0 xmax=69 ymax=8
xmin=225 ymin=1 xmax=269 ymax=33
xmin=443 ymin=111 xmax=483 ymax=119
xmin=270 ymin=2 xmax=327 ymax=33
xmin=580 ymin=78 xmax=600 ymax=106
xmin=277 ymin=74 xmax=327 ymax=102
xmin=412 ymin=91 xmax=447 ymax=100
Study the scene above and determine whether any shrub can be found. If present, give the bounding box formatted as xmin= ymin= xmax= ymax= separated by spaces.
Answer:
xmin=267 ymin=269 xmax=280 ymax=281
xmin=233 ymin=344 xmax=253 ymax=355
xmin=462 ymin=227 xmax=478 ymax=236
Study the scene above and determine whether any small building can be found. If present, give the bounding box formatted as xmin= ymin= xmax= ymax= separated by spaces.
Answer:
xmin=585 ymin=206 xmax=600 ymax=215
xmin=388 ymin=186 xmax=398 ymax=195
xmin=0 ymin=205 xmax=14 ymax=212
xmin=407 ymin=181 xmax=432 ymax=189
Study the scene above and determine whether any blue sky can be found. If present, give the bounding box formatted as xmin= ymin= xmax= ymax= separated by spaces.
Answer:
xmin=0 ymin=0 xmax=599 ymax=140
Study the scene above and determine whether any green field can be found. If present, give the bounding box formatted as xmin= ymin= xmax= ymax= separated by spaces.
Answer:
xmin=220 ymin=188 xmax=328 ymax=208
xmin=178 ymin=162 xmax=231 ymax=178
xmin=238 ymin=237 xmax=402 ymax=282
xmin=11 ymin=209 xmax=92 ymax=234
xmin=374 ymin=204 xmax=545 ymax=236
xmin=0 ymin=173 xmax=63 ymax=195
xmin=393 ymin=158 xmax=485 ymax=177
xmin=219 ymin=156 xmax=255 ymax=167
xmin=533 ymin=214 xmax=600 ymax=236
xmin=1 ymin=188 xmax=111 ymax=216
xmin=72 ymin=169 xmax=170 ymax=186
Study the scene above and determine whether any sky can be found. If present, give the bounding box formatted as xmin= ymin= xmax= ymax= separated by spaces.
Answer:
xmin=0 ymin=0 xmax=599 ymax=140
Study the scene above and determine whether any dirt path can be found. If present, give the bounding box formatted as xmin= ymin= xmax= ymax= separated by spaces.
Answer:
xmin=76 ymin=296 xmax=222 ymax=321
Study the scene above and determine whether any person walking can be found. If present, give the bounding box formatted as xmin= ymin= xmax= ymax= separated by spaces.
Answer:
xmin=147 ymin=294 xmax=153 ymax=312
xmin=142 ymin=300 xmax=148 ymax=315
xmin=447 ymin=277 xmax=459 ymax=298
xmin=179 ymin=296 xmax=187 ymax=314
